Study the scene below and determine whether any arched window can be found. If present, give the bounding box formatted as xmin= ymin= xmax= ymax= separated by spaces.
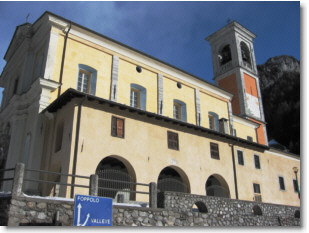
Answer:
xmin=208 ymin=112 xmax=219 ymax=131
xmin=219 ymin=44 xmax=232 ymax=65
xmin=294 ymin=210 xmax=300 ymax=219
xmin=157 ymin=166 xmax=190 ymax=193
xmin=96 ymin=156 xmax=136 ymax=201
xmin=173 ymin=99 xmax=187 ymax=122
xmin=77 ymin=64 xmax=97 ymax=95
xmin=205 ymin=174 xmax=230 ymax=198
xmin=252 ymin=205 xmax=263 ymax=216
xmin=240 ymin=42 xmax=251 ymax=67
xmin=192 ymin=201 xmax=208 ymax=213
xmin=130 ymin=84 xmax=147 ymax=110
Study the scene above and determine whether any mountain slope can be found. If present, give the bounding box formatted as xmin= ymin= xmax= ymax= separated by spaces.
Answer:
xmin=258 ymin=55 xmax=300 ymax=155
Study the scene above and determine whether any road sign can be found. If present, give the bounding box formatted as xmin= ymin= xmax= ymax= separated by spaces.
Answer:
xmin=73 ymin=194 xmax=113 ymax=226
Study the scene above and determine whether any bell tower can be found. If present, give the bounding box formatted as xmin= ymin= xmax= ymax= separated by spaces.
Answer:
xmin=206 ymin=21 xmax=268 ymax=145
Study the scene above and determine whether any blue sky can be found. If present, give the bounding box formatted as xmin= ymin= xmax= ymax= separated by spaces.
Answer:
xmin=0 ymin=1 xmax=300 ymax=104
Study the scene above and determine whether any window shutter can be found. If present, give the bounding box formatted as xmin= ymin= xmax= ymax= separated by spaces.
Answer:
xmin=90 ymin=72 xmax=97 ymax=95
xmin=117 ymin=118 xmax=124 ymax=137
xmin=111 ymin=117 xmax=117 ymax=136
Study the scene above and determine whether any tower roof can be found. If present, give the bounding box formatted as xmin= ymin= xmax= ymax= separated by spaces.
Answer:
xmin=206 ymin=21 xmax=256 ymax=44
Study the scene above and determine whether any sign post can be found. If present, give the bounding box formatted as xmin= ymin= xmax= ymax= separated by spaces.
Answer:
xmin=73 ymin=194 xmax=113 ymax=226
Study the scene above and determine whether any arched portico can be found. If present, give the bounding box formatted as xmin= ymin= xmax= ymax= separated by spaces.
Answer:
xmin=157 ymin=166 xmax=190 ymax=193
xmin=95 ymin=155 xmax=136 ymax=201
xmin=205 ymin=174 xmax=230 ymax=198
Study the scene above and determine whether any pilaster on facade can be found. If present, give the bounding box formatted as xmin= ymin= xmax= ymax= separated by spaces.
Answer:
xmin=110 ymin=55 xmax=119 ymax=102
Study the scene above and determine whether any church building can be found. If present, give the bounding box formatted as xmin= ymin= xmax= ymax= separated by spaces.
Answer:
xmin=0 ymin=12 xmax=300 ymax=207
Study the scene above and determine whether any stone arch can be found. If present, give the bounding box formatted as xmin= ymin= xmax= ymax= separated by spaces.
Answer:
xmin=252 ymin=205 xmax=263 ymax=216
xmin=95 ymin=155 xmax=137 ymax=201
xmin=205 ymin=174 xmax=230 ymax=198
xmin=294 ymin=210 xmax=300 ymax=219
xmin=192 ymin=201 xmax=208 ymax=213
xmin=157 ymin=166 xmax=191 ymax=193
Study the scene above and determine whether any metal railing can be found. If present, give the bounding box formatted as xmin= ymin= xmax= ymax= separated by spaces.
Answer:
xmin=158 ymin=178 xmax=189 ymax=193
xmin=96 ymin=169 xmax=150 ymax=202
xmin=0 ymin=167 xmax=15 ymax=190
xmin=0 ymin=163 xmax=158 ymax=208
xmin=23 ymin=168 xmax=90 ymax=190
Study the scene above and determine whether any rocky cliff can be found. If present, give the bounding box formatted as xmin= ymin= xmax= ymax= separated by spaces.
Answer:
xmin=258 ymin=55 xmax=300 ymax=155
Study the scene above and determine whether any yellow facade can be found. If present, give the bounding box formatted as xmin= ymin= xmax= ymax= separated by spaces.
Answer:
xmin=0 ymin=12 xmax=300 ymax=208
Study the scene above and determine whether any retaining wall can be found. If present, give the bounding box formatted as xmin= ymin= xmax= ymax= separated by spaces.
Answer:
xmin=0 ymin=191 xmax=300 ymax=226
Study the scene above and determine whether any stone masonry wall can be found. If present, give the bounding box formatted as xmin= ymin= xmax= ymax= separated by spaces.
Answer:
xmin=1 ymin=192 xmax=300 ymax=226
xmin=158 ymin=191 xmax=300 ymax=226
xmin=0 ymin=195 xmax=11 ymax=226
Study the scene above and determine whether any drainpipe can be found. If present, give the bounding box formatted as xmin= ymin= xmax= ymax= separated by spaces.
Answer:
xmin=58 ymin=21 xmax=72 ymax=97
xmin=70 ymin=97 xmax=85 ymax=198
xmin=230 ymin=144 xmax=238 ymax=199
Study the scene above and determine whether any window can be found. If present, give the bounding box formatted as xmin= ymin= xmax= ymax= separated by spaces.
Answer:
xmin=173 ymin=102 xmax=181 ymax=120
xmin=209 ymin=115 xmax=215 ymax=130
xmin=130 ymin=84 xmax=146 ymax=110
xmin=253 ymin=183 xmax=262 ymax=202
xmin=167 ymin=131 xmax=179 ymax=150
xmin=77 ymin=69 xmax=91 ymax=93
xmin=13 ymin=78 xmax=19 ymax=95
xmin=237 ymin=150 xmax=244 ymax=165
xmin=208 ymin=112 xmax=219 ymax=131
xmin=77 ymin=64 xmax=97 ymax=95
xmin=173 ymin=100 xmax=187 ymax=122
xmin=34 ymin=53 xmax=44 ymax=79
xmin=130 ymin=88 xmax=140 ymax=108
xmin=233 ymin=129 xmax=237 ymax=136
xmin=247 ymin=136 xmax=253 ymax=142
xmin=279 ymin=176 xmax=285 ymax=191
xmin=219 ymin=44 xmax=232 ymax=66
xmin=253 ymin=183 xmax=261 ymax=194
xmin=293 ymin=179 xmax=298 ymax=193
xmin=210 ymin=142 xmax=220 ymax=160
xmin=254 ymin=155 xmax=261 ymax=169
xmin=55 ymin=122 xmax=64 ymax=152
xmin=240 ymin=41 xmax=251 ymax=67
xmin=111 ymin=116 xmax=125 ymax=138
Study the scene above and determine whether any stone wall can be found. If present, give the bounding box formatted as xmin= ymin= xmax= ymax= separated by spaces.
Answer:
xmin=0 ymin=191 xmax=300 ymax=226
xmin=0 ymin=195 xmax=11 ymax=226
xmin=158 ymin=191 xmax=300 ymax=226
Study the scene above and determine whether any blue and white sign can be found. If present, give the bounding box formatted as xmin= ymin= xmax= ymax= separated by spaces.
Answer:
xmin=73 ymin=194 xmax=113 ymax=226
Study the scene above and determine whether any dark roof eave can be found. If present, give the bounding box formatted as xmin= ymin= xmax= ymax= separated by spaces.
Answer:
xmin=43 ymin=88 xmax=269 ymax=150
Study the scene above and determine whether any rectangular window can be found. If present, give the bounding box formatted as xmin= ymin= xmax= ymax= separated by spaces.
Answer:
xmin=77 ymin=69 xmax=91 ymax=93
xmin=279 ymin=176 xmax=285 ymax=191
xmin=130 ymin=88 xmax=140 ymax=108
xmin=111 ymin=116 xmax=125 ymax=138
xmin=209 ymin=115 xmax=215 ymax=130
xmin=167 ymin=131 xmax=179 ymax=150
xmin=13 ymin=78 xmax=19 ymax=95
xmin=210 ymin=142 xmax=220 ymax=160
xmin=247 ymin=136 xmax=253 ymax=142
xmin=237 ymin=150 xmax=244 ymax=165
xmin=293 ymin=179 xmax=298 ymax=193
xmin=253 ymin=183 xmax=261 ymax=194
xmin=233 ymin=129 xmax=237 ymax=137
xmin=173 ymin=103 xmax=181 ymax=120
xmin=254 ymin=155 xmax=261 ymax=169
xmin=55 ymin=122 xmax=64 ymax=152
